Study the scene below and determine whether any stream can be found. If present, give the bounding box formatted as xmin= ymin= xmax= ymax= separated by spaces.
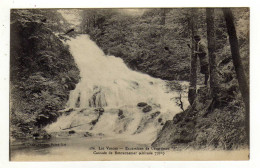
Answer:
xmin=10 ymin=34 xmax=188 ymax=161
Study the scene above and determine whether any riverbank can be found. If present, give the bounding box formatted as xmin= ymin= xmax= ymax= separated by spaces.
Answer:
xmin=10 ymin=9 xmax=80 ymax=139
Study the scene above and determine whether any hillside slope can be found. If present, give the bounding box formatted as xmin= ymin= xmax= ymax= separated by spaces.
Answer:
xmin=10 ymin=9 xmax=80 ymax=139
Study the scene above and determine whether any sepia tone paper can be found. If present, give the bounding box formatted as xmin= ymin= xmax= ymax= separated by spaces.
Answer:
xmin=9 ymin=7 xmax=249 ymax=161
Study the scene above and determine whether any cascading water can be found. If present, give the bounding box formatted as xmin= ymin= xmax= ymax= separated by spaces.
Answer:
xmin=46 ymin=34 xmax=188 ymax=143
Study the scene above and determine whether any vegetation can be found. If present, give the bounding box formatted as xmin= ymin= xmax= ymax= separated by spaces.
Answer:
xmin=152 ymin=8 xmax=249 ymax=150
xmin=223 ymin=8 xmax=250 ymax=142
xmin=80 ymin=9 xmax=193 ymax=81
xmin=10 ymin=9 xmax=80 ymax=139
xmin=10 ymin=8 xmax=249 ymax=150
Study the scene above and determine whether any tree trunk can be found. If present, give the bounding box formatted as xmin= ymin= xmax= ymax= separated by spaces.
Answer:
xmin=160 ymin=9 xmax=167 ymax=50
xmin=206 ymin=8 xmax=218 ymax=97
xmin=222 ymin=8 xmax=250 ymax=144
xmin=160 ymin=8 xmax=166 ymax=25
xmin=188 ymin=9 xmax=198 ymax=105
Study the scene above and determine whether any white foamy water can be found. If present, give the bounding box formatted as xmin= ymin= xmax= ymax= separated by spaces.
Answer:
xmin=45 ymin=34 xmax=188 ymax=143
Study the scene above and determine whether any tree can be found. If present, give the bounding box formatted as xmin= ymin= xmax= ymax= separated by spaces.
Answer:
xmin=188 ymin=9 xmax=198 ymax=105
xmin=206 ymin=8 xmax=218 ymax=97
xmin=160 ymin=8 xmax=166 ymax=25
xmin=222 ymin=8 xmax=250 ymax=144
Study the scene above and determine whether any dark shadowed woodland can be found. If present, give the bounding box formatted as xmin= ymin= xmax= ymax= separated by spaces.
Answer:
xmin=10 ymin=8 xmax=249 ymax=151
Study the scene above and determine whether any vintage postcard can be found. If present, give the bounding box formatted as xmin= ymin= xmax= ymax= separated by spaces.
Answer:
xmin=9 ymin=8 xmax=249 ymax=161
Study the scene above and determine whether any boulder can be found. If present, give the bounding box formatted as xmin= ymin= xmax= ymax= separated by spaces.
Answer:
xmin=68 ymin=130 xmax=76 ymax=134
xmin=142 ymin=105 xmax=152 ymax=113
xmin=137 ymin=102 xmax=148 ymax=107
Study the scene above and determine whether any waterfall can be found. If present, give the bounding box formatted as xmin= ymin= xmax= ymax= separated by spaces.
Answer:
xmin=45 ymin=34 xmax=188 ymax=143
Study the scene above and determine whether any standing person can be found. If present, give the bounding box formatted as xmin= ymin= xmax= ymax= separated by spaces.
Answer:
xmin=194 ymin=35 xmax=209 ymax=85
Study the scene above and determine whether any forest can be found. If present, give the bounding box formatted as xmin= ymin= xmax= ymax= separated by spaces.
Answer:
xmin=10 ymin=8 xmax=249 ymax=151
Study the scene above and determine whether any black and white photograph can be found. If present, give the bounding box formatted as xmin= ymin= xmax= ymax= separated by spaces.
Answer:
xmin=8 ymin=7 xmax=250 ymax=161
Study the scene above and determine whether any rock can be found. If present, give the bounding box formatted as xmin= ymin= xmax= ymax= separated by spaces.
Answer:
xmin=91 ymin=120 xmax=97 ymax=125
xmin=118 ymin=109 xmax=123 ymax=116
xmin=158 ymin=118 xmax=162 ymax=123
xmin=65 ymin=28 xmax=75 ymax=35
xmin=67 ymin=82 xmax=76 ymax=90
xmin=98 ymin=108 xmax=104 ymax=113
xmin=95 ymin=108 xmax=105 ymax=115
xmin=42 ymin=134 xmax=51 ymax=139
xmin=32 ymin=132 xmax=40 ymax=137
xmin=84 ymin=132 xmax=93 ymax=137
xmin=33 ymin=132 xmax=51 ymax=140
xmin=172 ymin=113 xmax=183 ymax=124
xmin=119 ymin=114 xmax=125 ymax=119
xmin=142 ymin=105 xmax=152 ymax=113
xmin=137 ymin=102 xmax=148 ymax=107
xmin=118 ymin=109 xmax=125 ymax=119
xmin=131 ymin=81 xmax=139 ymax=89
xmin=58 ymin=108 xmax=74 ymax=113
xmin=58 ymin=34 xmax=70 ymax=41
xmin=37 ymin=114 xmax=49 ymax=119
xmin=65 ymin=112 xmax=72 ymax=116
xmin=151 ymin=111 xmax=160 ymax=118
xmin=68 ymin=130 xmax=76 ymax=134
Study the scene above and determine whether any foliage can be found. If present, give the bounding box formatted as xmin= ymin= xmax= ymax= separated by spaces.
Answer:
xmin=80 ymin=8 xmax=194 ymax=80
xmin=152 ymin=8 xmax=249 ymax=150
xmin=79 ymin=8 xmax=249 ymax=83
xmin=9 ymin=8 xmax=249 ymax=150
xmin=10 ymin=9 xmax=80 ymax=139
